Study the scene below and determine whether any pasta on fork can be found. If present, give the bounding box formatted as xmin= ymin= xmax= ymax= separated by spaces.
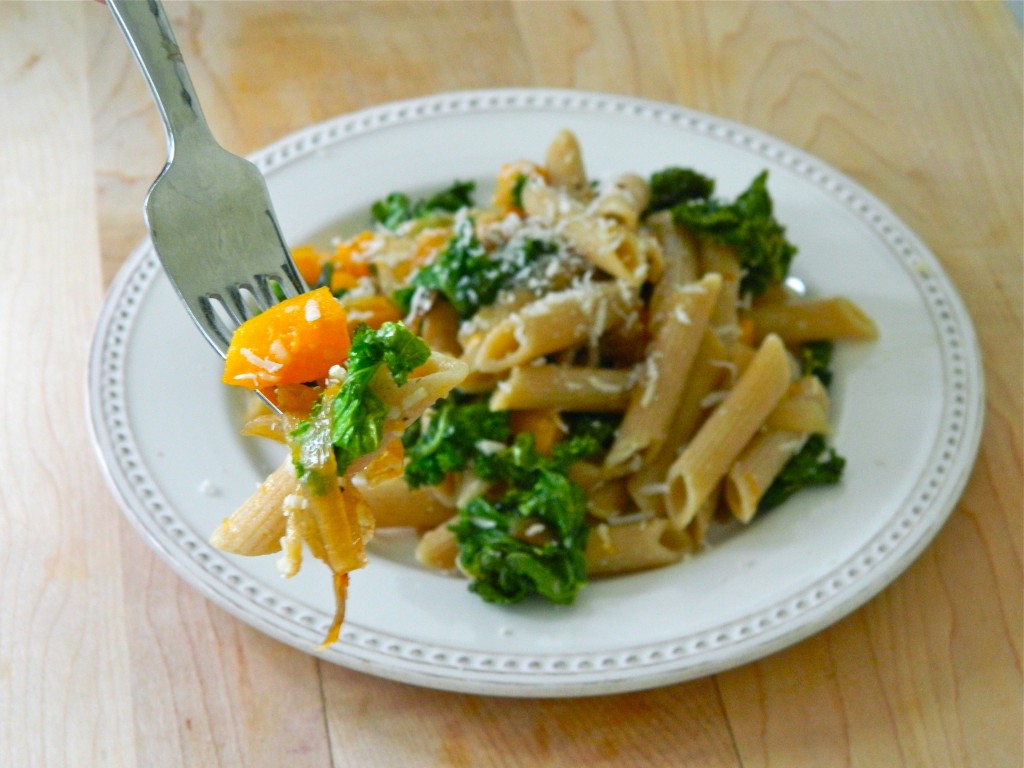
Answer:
xmin=215 ymin=130 xmax=877 ymax=644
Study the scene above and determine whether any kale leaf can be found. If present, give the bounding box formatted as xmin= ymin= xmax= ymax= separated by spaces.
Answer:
xmin=799 ymin=340 xmax=835 ymax=388
xmin=645 ymin=167 xmax=715 ymax=215
xmin=758 ymin=434 xmax=845 ymax=512
xmin=371 ymin=180 xmax=476 ymax=231
xmin=558 ymin=413 xmax=621 ymax=454
xmin=396 ymin=219 xmax=557 ymax=319
xmin=287 ymin=399 xmax=335 ymax=495
xmin=326 ymin=322 xmax=430 ymax=473
xmin=670 ymin=171 xmax=797 ymax=297
xmin=450 ymin=431 xmax=601 ymax=604
xmin=403 ymin=394 xmax=511 ymax=488
xmin=510 ymin=173 xmax=529 ymax=210
xmin=449 ymin=456 xmax=589 ymax=605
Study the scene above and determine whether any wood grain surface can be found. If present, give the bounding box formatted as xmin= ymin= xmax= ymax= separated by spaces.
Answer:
xmin=1 ymin=2 xmax=1020 ymax=766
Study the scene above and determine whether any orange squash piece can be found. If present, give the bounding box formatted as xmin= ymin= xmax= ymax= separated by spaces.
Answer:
xmin=222 ymin=287 xmax=350 ymax=389
xmin=290 ymin=244 xmax=329 ymax=286
xmin=342 ymin=295 xmax=403 ymax=332
xmin=509 ymin=409 xmax=565 ymax=456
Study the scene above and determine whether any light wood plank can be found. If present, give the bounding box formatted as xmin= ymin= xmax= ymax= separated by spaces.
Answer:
xmin=0 ymin=3 xmax=136 ymax=766
xmin=321 ymin=665 xmax=740 ymax=768
xmin=116 ymin=532 xmax=334 ymax=767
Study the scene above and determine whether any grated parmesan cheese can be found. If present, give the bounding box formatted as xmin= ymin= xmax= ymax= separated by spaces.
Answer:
xmin=283 ymin=493 xmax=308 ymax=511
xmin=636 ymin=482 xmax=669 ymax=497
xmin=240 ymin=347 xmax=283 ymax=373
xmin=778 ymin=437 xmax=807 ymax=453
xmin=639 ymin=351 xmax=662 ymax=409
xmin=474 ymin=439 xmax=506 ymax=456
xmin=607 ymin=510 xmax=656 ymax=526
xmin=269 ymin=339 xmax=289 ymax=362
xmin=700 ymin=390 xmax=729 ymax=409
xmin=524 ymin=522 xmax=546 ymax=538
xmin=304 ymin=299 xmax=321 ymax=322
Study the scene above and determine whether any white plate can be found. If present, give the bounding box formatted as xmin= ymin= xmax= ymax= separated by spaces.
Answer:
xmin=88 ymin=89 xmax=983 ymax=697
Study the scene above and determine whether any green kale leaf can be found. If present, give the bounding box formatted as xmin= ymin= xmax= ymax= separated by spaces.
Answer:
xmin=758 ymin=434 xmax=845 ymax=512
xmin=645 ymin=167 xmax=715 ymax=215
xmin=670 ymin=171 xmax=797 ymax=296
xmin=555 ymin=413 xmax=621 ymax=464
xmin=371 ymin=180 xmax=476 ymax=231
xmin=327 ymin=322 xmax=430 ymax=473
xmin=403 ymin=394 xmax=511 ymax=488
xmin=449 ymin=468 xmax=589 ymax=605
xmin=799 ymin=340 xmax=835 ymax=388
xmin=396 ymin=219 xmax=557 ymax=319
xmin=287 ymin=400 xmax=334 ymax=495
xmin=449 ymin=430 xmax=605 ymax=604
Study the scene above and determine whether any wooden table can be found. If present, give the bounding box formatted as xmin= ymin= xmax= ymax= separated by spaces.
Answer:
xmin=2 ymin=2 xmax=1020 ymax=765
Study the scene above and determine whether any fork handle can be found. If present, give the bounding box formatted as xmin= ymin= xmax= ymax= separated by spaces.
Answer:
xmin=107 ymin=0 xmax=216 ymax=157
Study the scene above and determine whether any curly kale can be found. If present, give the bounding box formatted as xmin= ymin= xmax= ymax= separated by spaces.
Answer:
xmin=799 ymin=340 xmax=835 ymax=388
xmin=402 ymin=394 xmax=511 ymax=488
xmin=451 ymin=434 xmax=590 ymax=605
xmin=645 ymin=166 xmax=716 ymax=215
xmin=404 ymin=405 xmax=614 ymax=605
xmin=759 ymin=434 xmax=846 ymax=512
xmin=288 ymin=322 xmax=430 ymax=483
xmin=371 ymin=180 xmax=476 ymax=231
xmin=395 ymin=219 xmax=557 ymax=319
xmin=664 ymin=170 xmax=796 ymax=297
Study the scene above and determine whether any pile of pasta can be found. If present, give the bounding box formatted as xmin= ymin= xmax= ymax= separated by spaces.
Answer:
xmin=213 ymin=130 xmax=877 ymax=643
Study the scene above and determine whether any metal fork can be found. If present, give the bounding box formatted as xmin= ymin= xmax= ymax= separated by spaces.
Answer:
xmin=108 ymin=0 xmax=307 ymax=362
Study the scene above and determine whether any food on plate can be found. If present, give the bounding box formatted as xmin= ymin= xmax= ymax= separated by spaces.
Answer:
xmin=215 ymin=130 xmax=877 ymax=645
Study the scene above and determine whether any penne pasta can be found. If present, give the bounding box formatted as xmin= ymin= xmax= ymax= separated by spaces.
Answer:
xmin=210 ymin=459 xmax=294 ymax=556
xmin=586 ymin=518 xmax=684 ymax=575
xmin=700 ymin=240 xmax=742 ymax=334
xmin=415 ymin=517 xmax=460 ymax=571
xmin=765 ymin=375 xmax=832 ymax=434
xmin=725 ymin=430 xmax=807 ymax=523
xmin=468 ymin=282 xmax=638 ymax=373
xmin=606 ymin=273 xmax=723 ymax=467
xmin=665 ymin=333 xmax=794 ymax=529
xmin=747 ymin=296 xmax=879 ymax=344
xmin=356 ymin=474 xmax=455 ymax=529
xmin=589 ymin=174 xmax=651 ymax=230
xmin=490 ymin=365 xmax=633 ymax=412
xmin=544 ymin=129 xmax=590 ymax=199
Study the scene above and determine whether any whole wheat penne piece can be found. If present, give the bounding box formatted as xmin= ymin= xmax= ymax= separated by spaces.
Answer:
xmin=586 ymin=518 xmax=684 ymax=575
xmin=725 ymin=430 xmax=808 ymax=523
xmin=415 ymin=517 xmax=460 ymax=571
xmin=589 ymin=173 xmax=650 ymax=230
xmin=665 ymin=333 xmax=794 ymax=529
xmin=558 ymin=216 xmax=655 ymax=285
xmin=748 ymin=296 xmax=879 ymax=344
xmin=418 ymin=300 xmax=462 ymax=357
xmin=700 ymin=240 xmax=742 ymax=333
xmin=358 ymin=474 xmax=455 ymax=530
xmin=586 ymin=478 xmax=632 ymax=521
xmin=606 ymin=273 xmax=722 ymax=466
xmin=545 ymin=129 xmax=589 ymax=199
xmin=471 ymin=282 xmax=637 ymax=373
xmin=626 ymin=329 xmax=730 ymax=517
xmin=765 ymin=375 xmax=832 ymax=434
xmin=210 ymin=460 xmax=294 ymax=555
xmin=490 ymin=365 xmax=633 ymax=412
xmin=647 ymin=212 xmax=699 ymax=317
